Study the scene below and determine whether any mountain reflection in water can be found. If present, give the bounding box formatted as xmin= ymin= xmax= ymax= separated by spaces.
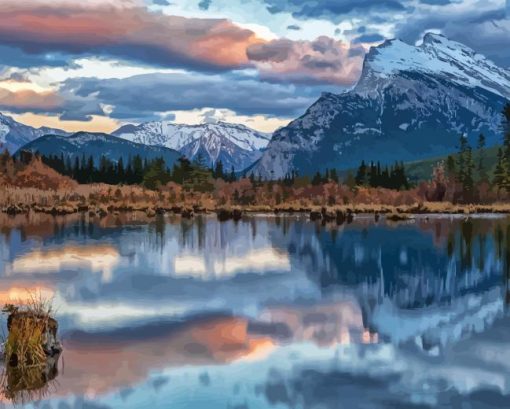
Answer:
xmin=0 ymin=213 xmax=509 ymax=408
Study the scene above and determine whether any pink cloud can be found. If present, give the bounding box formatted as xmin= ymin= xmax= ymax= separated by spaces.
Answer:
xmin=0 ymin=1 xmax=262 ymax=70
xmin=0 ymin=87 xmax=62 ymax=112
xmin=0 ymin=1 xmax=367 ymax=86
xmin=247 ymin=36 xmax=366 ymax=85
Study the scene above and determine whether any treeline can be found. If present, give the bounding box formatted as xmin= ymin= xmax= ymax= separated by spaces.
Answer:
xmin=493 ymin=103 xmax=510 ymax=192
xmin=423 ymin=102 xmax=510 ymax=203
xmin=253 ymin=164 xmax=409 ymax=190
xmin=355 ymin=161 xmax=409 ymax=190
xmin=18 ymin=151 xmax=238 ymax=191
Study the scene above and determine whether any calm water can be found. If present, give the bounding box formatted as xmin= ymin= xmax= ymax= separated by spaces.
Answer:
xmin=0 ymin=212 xmax=509 ymax=408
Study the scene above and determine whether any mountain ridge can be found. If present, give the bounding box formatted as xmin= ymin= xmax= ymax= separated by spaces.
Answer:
xmin=249 ymin=33 xmax=510 ymax=179
xmin=0 ymin=113 xmax=69 ymax=153
xmin=113 ymin=121 xmax=271 ymax=171
xmin=17 ymin=131 xmax=182 ymax=168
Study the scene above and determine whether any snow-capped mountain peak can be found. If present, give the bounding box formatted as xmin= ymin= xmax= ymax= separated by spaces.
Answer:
xmin=360 ymin=33 xmax=510 ymax=98
xmin=114 ymin=121 xmax=271 ymax=171
xmin=0 ymin=113 xmax=69 ymax=153
xmin=250 ymin=33 xmax=510 ymax=179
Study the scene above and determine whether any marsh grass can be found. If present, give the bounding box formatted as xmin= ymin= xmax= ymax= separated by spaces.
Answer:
xmin=0 ymin=293 xmax=60 ymax=404
xmin=2 ymin=293 xmax=56 ymax=369
xmin=0 ymin=363 xmax=59 ymax=405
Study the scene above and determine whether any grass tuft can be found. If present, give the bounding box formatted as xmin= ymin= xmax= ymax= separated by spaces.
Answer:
xmin=2 ymin=293 xmax=56 ymax=369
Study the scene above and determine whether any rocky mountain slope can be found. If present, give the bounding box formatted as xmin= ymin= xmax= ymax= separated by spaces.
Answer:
xmin=0 ymin=113 xmax=69 ymax=153
xmin=250 ymin=33 xmax=510 ymax=179
xmin=113 ymin=121 xmax=270 ymax=171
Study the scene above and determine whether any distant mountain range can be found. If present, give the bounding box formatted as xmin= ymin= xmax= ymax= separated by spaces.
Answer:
xmin=250 ymin=33 xmax=510 ymax=179
xmin=4 ymin=33 xmax=510 ymax=180
xmin=113 ymin=121 xmax=271 ymax=172
xmin=18 ymin=132 xmax=181 ymax=168
xmin=0 ymin=113 xmax=69 ymax=153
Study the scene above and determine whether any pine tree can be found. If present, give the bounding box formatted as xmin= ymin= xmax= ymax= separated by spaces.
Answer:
xmin=229 ymin=166 xmax=236 ymax=182
xmin=311 ymin=171 xmax=322 ymax=186
xmin=446 ymin=155 xmax=456 ymax=179
xmin=330 ymin=169 xmax=339 ymax=183
xmin=457 ymin=135 xmax=467 ymax=184
xmin=117 ymin=157 xmax=125 ymax=184
xmin=464 ymin=144 xmax=475 ymax=198
xmin=477 ymin=133 xmax=486 ymax=181
xmin=355 ymin=161 xmax=367 ymax=185
xmin=86 ymin=155 xmax=96 ymax=183
xmin=143 ymin=158 xmax=171 ymax=189
xmin=368 ymin=162 xmax=377 ymax=187
xmin=324 ymin=169 xmax=330 ymax=183
xmin=503 ymin=103 xmax=510 ymax=190
xmin=213 ymin=160 xmax=224 ymax=180
xmin=493 ymin=147 xmax=505 ymax=190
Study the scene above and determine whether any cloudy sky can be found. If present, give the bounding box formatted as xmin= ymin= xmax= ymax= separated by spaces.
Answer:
xmin=0 ymin=0 xmax=508 ymax=133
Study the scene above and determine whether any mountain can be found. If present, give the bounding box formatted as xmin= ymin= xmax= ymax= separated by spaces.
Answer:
xmin=113 ymin=121 xmax=271 ymax=171
xmin=17 ymin=132 xmax=181 ymax=168
xmin=250 ymin=33 xmax=510 ymax=179
xmin=0 ymin=113 xmax=69 ymax=153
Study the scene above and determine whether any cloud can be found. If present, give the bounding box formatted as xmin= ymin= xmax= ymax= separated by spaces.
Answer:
xmin=57 ymin=71 xmax=320 ymax=121
xmin=247 ymin=36 xmax=365 ymax=85
xmin=352 ymin=33 xmax=386 ymax=44
xmin=201 ymin=109 xmax=222 ymax=123
xmin=0 ymin=1 xmax=262 ymax=72
xmin=0 ymin=45 xmax=73 ymax=69
xmin=198 ymin=0 xmax=212 ymax=10
xmin=420 ymin=0 xmax=452 ymax=4
xmin=0 ymin=87 xmax=62 ymax=113
xmin=262 ymin=0 xmax=406 ymax=22
xmin=0 ymin=0 xmax=370 ymax=86
xmin=3 ymin=72 xmax=31 ymax=83
xmin=287 ymin=24 xmax=301 ymax=31
xmin=395 ymin=5 xmax=510 ymax=67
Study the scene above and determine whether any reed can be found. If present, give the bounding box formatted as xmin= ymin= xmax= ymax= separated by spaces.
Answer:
xmin=2 ymin=293 xmax=55 ymax=370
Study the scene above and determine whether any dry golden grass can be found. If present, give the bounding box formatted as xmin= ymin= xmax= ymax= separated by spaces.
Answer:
xmin=2 ymin=293 xmax=55 ymax=370
xmin=3 ymin=171 xmax=510 ymax=216
xmin=0 ymin=364 xmax=58 ymax=405
xmin=0 ymin=293 xmax=60 ymax=404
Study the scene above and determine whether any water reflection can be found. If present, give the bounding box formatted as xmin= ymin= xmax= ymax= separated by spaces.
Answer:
xmin=0 ymin=213 xmax=509 ymax=408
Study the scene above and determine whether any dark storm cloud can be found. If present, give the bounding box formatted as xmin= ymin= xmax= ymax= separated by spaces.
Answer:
xmin=0 ymin=45 xmax=73 ymax=69
xmin=58 ymin=72 xmax=321 ymax=121
xmin=352 ymin=33 xmax=386 ymax=44
xmin=262 ymin=0 xmax=470 ymax=22
xmin=198 ymin=0 xmax=212 ymax=10
xmin=263 ymin=0 xmax=406 ymax=22
xmin=420 ymin=0 xmax=452 ymax=4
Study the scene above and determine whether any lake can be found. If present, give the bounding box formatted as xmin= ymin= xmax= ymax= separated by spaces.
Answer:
xmin=0 ymin=212 xmax=509 ymax=408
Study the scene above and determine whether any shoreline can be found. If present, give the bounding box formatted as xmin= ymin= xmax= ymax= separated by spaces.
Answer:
xmin=3 ymin=201 xmax=510 ymax=218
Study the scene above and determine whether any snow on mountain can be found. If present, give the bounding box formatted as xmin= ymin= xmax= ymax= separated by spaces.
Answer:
xmin=113 ymin=121 xmax=271 ymax=171
xmin=250 ymin=33 xmax=510 ymax=179
xmin=358 ymin=33 xmax=510 ymax=97
xmin=0 ymin=112 xmax=69 ymax=153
